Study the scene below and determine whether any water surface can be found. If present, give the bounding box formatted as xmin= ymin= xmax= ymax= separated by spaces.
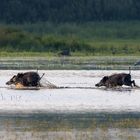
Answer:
xmin=0 ymin=70 xmax=140 ymax=139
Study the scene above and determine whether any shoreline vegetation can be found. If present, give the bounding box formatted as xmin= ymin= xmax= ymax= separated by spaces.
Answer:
xmin=0 ymin=21 xmax=140 ymax=69
xmin=0 ymin=21 xmax=140 ymax=57
xmin=0 ymin=56 xmax=139 ymax=70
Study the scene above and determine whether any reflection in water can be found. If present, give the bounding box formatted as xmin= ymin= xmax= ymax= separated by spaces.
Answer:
xmin=0 ymin=113 xmax=140 ymax=140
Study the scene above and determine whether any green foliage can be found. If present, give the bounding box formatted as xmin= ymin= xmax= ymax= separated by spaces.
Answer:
xmin=41 ymin=35 xmax=91 ymax=52
xmin=1 ymin=21 xmax=140 ymax=56
xmin=0 ymin=26 xmax=42 ymax=52
xmin=15 ymin=21 xmax=140 ymax=40
xmin=0 ymin=25 xmax=92 ymax=53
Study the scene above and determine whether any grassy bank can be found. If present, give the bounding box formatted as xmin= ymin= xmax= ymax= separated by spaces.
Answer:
xmin=0 ymin=56 xmax=139 ymax=70
xmin=0 ymin=21 xmax=140 ymax=56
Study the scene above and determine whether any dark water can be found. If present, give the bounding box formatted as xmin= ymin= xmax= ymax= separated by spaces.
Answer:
xmin=1 ymin=112 xmax=140 ymax=140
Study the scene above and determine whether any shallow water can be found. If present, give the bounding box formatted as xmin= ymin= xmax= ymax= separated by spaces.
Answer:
xmin=0 ymin=70 xmax=140 ymax=113
xmin=0 ymin=70 xmax=140 ymax=139
xmin=0 ymin=113 xmax=140 ymax=140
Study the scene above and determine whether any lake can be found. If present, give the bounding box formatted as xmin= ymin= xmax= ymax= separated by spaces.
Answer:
xmin=0 ymin=70 xmax=140 ymax=139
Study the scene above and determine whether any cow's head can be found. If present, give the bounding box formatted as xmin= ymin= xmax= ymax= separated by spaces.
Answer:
xmin=95 ymin=76 xmax=109 ymax=87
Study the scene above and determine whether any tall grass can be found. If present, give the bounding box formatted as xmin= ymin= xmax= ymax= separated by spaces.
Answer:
xmin=14 ymin=21 xmax=140 ymax=40
xmin=0 ymin=21 xmax=140 ymax=56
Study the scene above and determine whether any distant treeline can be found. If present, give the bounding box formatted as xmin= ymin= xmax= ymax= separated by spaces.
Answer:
xmin=0 ymin=0 xmax=140 ymax=23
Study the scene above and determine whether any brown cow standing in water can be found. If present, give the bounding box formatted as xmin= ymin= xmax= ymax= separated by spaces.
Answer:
xmin=95 ymin=73 xmax=136 ymax=88
xmin=6 ymin=72 xmax=41 ymax=87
